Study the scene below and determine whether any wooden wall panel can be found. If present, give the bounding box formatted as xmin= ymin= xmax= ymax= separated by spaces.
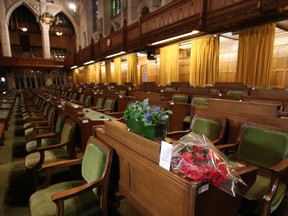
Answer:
xmin=141 ymin=0 xmax=202 ymax=35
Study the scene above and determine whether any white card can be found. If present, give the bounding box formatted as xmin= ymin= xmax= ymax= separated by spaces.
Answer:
xmin=159 ymin=141 xmax=173 ymax=171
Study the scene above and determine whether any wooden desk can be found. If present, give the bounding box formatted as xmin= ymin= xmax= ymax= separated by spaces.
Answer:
xmin=0 ymin=123 xmax=5 ymax=146
xmin=95 ymin=120 xmax=257 ymax=216
xmin=62 ymin=102 xmax=118 ymax=151
xmin=0 ymin=109 xmax=11 ymax=128
xmin=0 ymin=103 xmax=13 ymax=110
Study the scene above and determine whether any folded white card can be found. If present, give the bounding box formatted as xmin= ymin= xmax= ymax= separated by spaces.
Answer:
xmin=159 ymin=141 xmax=173 ymax=171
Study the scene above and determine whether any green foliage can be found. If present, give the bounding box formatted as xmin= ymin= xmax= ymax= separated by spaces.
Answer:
xmin=124 ymin=99 xmax=172 ymax=126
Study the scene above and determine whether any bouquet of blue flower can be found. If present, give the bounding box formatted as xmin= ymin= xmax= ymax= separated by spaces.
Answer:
xmin=124 ymin=99 xmax=172 ymax=140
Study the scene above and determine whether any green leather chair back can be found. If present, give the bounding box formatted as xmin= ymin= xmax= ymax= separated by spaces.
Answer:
xmin=118 ymin=90 xmax=127 ymax=96
xmin=191 ymin=97 xmax=209 ymax=106
xmin=43 ymin=103 xmax=51 ymax=117
xmin=79 ymin=94 xmax=85 ymax=103
xmin=82 ymin=142 xmax=109 ymax=194
xmin=190 ymin=116 xmax=224 ymax=142
xmin=96 ymin=97 xmax=105 ymax=107
xmin=46 ymin=106 xmax=56 ymax=124
xmin=55 ymin=114 xmax=65 ymax=133
xmin=60 ymin=120 xmax=75 ymax=143
xmin=172 ymin=93 xmax=189 ymax=103
xmin=227 ymin=90 xmax=245 ymax=100
xmin=237 ymin=124 xmax=288 ymax=168
xmin=72 ymin=92 xmax=78 ymax=100
xmin=103 ymin=99 xmax=115 ymax=111
xmin=85 ymin=95 xmax=92 ymax=105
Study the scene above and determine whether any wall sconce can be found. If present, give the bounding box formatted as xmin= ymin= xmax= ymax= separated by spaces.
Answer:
xmin=20 ymin=27 xmax=28 ymax=32
xmin=56 ymin=31 xmax=63 ymax=36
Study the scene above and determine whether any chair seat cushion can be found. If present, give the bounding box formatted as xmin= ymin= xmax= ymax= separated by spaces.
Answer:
xmin=244 ymin=173 xmax=286 ymax=213
xmin=25 ymin=148 xmax=69 ymax=169
xmin=183 ymin=115 xmax=191 ymax=124
xmin=26 ymin=137 xmax=60 ymax=152
xmin=24 ymin=122 xmax=31 ymax=129
xmin=29 ymin=180 xmax=100 ymax=216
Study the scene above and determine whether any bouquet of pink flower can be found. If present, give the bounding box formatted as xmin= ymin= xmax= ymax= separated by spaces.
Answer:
xmin=171 ymin=132 xmax=247 ymax=196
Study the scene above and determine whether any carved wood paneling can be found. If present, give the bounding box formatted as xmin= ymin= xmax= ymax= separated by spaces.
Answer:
xmin=205 ymin=0 xmax=261 ymax=32
xmin=0 ymin=57 xmax=63 ymax=69
xmin=262 ymin=0 xmax=288 ymax=11
xmin=77 ymin=45 xmax=93 ymax=65
xmin=140 ymin=0 xmax=202 ymax=35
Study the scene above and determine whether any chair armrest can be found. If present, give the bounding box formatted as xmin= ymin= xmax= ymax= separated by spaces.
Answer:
xmin=51 ymin=178 xmax=105 ymax=203
xmin=31 ymin=141 xmax=68 ymax=152
xmin=33 ymin=132 xmax=60 ymax=140
xmin=42 ymin=158 xmax=82 ymax=170
xmin=216 ymin=143 xmax=239 ymax=151
xmin=30 ymin=120 xmax=50 ymax=125
xmin=271 ymin=157 xmax=288 ymax=173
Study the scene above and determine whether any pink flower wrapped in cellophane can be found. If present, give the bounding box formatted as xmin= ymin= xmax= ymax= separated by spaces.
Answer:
xmin=170 ymin=132 xmax=247 ymax=197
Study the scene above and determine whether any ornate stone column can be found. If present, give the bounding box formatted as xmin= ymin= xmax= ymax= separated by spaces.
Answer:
xmin=39 ymin=22 xmax=51 ymax=59
xmin=0 ymin=0 xmax=11 ymax=56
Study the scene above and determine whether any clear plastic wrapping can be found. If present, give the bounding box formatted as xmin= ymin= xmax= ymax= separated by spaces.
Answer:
xmin=170 ymin=132 xmax=247 ymax=197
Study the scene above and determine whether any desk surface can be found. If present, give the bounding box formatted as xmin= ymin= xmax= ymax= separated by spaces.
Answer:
xmin=83 ymin=108 xmax=116 ymax=121
xmin=0 ymin=109 xmax=10 ymax=119
xmin=0 ymin=104 xmax=12 ymax=109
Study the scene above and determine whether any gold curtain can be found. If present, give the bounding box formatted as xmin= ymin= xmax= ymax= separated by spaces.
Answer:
xmin=190 ymin=36 xmax=219 ymax=86
xmin=95 ymin=62 xmax=101 ymax=83
xmin=160 ymin=44 xmax=179 ymax=85
xmin=127 ymin=53 xmax=138 ymax=85
xmin=236 ymin=23 xmax=275 ymax=86
xmin=72 ymin=69 xmax=78 ymax=83
xmin=105 ymin=61 xmax=111 ymax=83
xmin=114 ymin=57 xmax=122 ymax=84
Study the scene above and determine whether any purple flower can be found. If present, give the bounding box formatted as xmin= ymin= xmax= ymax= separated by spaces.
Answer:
xmin=153 ymin=106 xmax=161 ymax=112
xmin=144 ymin=111 xmax=152 ymax=122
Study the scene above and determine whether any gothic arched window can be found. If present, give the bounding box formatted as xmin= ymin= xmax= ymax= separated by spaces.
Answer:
xmin=111 ymin=0 xmax=121 ymax=17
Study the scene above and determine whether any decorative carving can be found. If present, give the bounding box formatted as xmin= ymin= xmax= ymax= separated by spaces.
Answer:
xmin=262 ymin=0 xmax=284 ymax=5
xmin=206 ymin=7 xmax=258 ymax=25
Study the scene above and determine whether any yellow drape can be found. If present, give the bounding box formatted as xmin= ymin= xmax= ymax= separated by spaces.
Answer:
xmin=127 ymin=54 xmax=138 ymax=85
xmin=72 ymin=69 xmax=78 ymax=83
xmin=236 ymin=23 xmax=275 ymax=86
xmin=114 ymin=57 xmax=122 ymax=84
xmin=95 ymin=62 xmax=101 ymax=83
xmin=105 ymin=61 xmax=111 ymax=83
xmin=189 ymin=36 xmax=219 ymax=86
xmin=160 ymin=44 xmax=179 ymax=85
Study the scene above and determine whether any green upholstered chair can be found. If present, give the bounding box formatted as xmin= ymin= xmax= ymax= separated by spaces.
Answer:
xmin=118 ymin=89 xmax=127 ymax=96
xmin=168 ymin=115 xmax=226 ymax=144
xmin=24 ymin=106 xmax=56 ymax=139
xmin=95 ymin=98 xmax=116 ymax=113
xmin=23 ymin=103 xmax=52 ymax=129
xmin=26 ymin=114 xmax=66 ymax=152
xmin=25 ymin=118 xmax=77 ymax=187
xmin=71 ymin=92 xmax=78 ymax=101
xmin=171 ymin=93 xmax=189 ymax=103
xmin=183 ymin=96 xmax=209 ymax=124
xmin=222 ymin=123 xmax=288 ymax=216
xmin=164 ymin=86 xmax=176 ymax=92
xmin=78 ymin=94 xmax=85 ymax=103
xmin=84 ymin=95 xmax=92 ymax=106
xmin=227 ymin=90 xmax=246 ymax=100
xmin=29 ymin=136 xmax=113 ymax=216
xmin=93 ymin=97 xmax=105 ymax=109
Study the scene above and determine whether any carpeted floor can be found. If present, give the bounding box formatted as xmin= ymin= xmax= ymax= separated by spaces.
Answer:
xmin=0 ymin=97 xmax=31 ymax=216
